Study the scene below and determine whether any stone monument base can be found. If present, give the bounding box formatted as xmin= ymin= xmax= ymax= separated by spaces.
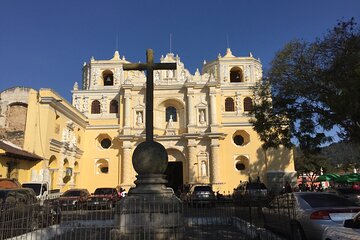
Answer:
xmin=111 ymin=194 xmax=184 ymax=240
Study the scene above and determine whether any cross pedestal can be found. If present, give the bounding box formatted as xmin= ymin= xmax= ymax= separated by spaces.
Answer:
xmin=111 ymin=49 xmax=184 ymax=239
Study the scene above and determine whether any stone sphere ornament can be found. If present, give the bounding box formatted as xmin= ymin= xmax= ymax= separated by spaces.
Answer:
xmin=132 ymin=141 xmax=168 ymax=175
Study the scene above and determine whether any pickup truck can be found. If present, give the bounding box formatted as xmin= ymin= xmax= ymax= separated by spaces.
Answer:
xmin=21 ymin=182 xmax=61 ymax=204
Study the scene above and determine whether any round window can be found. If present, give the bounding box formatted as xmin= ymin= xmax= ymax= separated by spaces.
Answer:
xmin=100 ymin=138 xmax=112 ymax=149
xmin=233 ymin=135 xmax=245 ymax=146
xmin=235 ymin=162 xmax=246 ymax=171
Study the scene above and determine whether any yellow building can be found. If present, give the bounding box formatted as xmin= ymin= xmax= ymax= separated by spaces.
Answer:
xmin=0 ymin=48 xmax=295 ymax=193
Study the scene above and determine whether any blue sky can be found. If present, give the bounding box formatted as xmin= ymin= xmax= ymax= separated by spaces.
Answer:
xmin=1 ymin=0 xmax=359 ymax=101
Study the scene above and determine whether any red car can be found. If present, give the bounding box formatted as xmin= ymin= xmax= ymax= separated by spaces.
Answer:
xmin=87 ymin=188 xmax=120 ymax=210
xmin=58 ymin=188 xmax=90 ymax=210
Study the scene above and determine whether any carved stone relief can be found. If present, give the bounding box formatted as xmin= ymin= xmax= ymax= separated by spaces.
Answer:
xmin=92 ymin=68 xmax=100 ymax=86
xmin=114 ymin=68 xmax=122 ymax=85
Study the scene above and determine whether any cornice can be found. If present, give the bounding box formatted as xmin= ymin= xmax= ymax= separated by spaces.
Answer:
xmin=39 ymin=97 xmax=88 ymax=128
xmin=86 ymin=125 xmax=119 ymax=130
xmin=221 ymin=122 xmax=253 ymax=127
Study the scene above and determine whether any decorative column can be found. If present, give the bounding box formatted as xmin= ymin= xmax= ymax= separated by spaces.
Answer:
xmin=209 ymin=92 xmax=217 ymax=125
xmin=68 ymin=152 xmax=76 ymax=187
xmin=187 ymin=141 xmax=197 ymax=183
xmin=57 ymin=151 xmax=66 ymax=188
xmin=210 ymin=139 xmax=221 ymax=184
xmin=124 ymin=93 xmax=131 ymax=128
xmin=121 ymin=142 xmax=133 ymax=186
xmin=187 ymin=94 xmax=195 ymax=126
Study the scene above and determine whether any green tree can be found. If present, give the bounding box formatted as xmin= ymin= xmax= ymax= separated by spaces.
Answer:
xmin=251 ymin=19 xmax=360 ymax=155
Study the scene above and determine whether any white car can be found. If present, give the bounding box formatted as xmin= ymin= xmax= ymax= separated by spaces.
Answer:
xmin=322 ymin=211 xmax=360 ymax=240
xmin=262 ymin=192 xmax=360 ymax=240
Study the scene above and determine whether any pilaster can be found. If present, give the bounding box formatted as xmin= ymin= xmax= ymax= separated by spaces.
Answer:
xmin=210 ymin=139 xmax=221 ymax=184
xmin=123 ymin=92 xmax=131 ymax=134
xmin=187 ymin=140 xmax=197 ymax=183
xmin=121 ymin=142 xmax=133 ymax=186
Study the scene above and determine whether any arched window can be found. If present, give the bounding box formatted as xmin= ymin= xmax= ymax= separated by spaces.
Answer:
xmin=103 ymin=70 xmax=114 ymax=86
xmin=243 ymin=97 xmax=253 ymax=112
xmin=166 ymin=106 xmax=177 ymax=122
xmin=225 ymin=98 xmax=235 ymax=112
xmin=109 ymin=100 xmax=118 ymax=113
xmin=230 ymin=67 xmax=243 ymax=82
xmin=91 ymin=100 xmax=101 ymax=114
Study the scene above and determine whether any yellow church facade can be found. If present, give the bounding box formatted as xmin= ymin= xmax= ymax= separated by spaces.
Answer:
xmin=0 ymin=48 xmax=295 ymax=194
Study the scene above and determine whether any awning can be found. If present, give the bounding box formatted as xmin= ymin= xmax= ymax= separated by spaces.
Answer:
xmin=0 ymin=140 xmax=42 ymax=161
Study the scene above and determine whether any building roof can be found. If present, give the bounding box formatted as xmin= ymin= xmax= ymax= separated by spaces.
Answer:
xmin=0 ymin=140 xmax=42 ymax=161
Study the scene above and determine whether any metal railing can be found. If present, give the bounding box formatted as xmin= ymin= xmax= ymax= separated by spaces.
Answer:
xmin=0 ymin=196 xmax=288 ymax=240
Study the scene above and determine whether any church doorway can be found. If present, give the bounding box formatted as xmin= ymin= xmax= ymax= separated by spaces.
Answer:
xmin=165 ymin=162 xmax=183 ymax=193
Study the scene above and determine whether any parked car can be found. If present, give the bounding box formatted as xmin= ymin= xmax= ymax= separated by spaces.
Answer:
xmin=233 ymin=181 xmax=268 ymax=205
xmin=325 ymin=188 xmax=360 ymax=204
xmin=0 ymin=178 xmax=21 ymax=189
xmin=0 ymin=188 xmax=39 ymax=238
xmin=262 ymin=192 xmax=360 ymax=240
xmin=87 ymin=187 xmax=120 ymax=209
xmin=22 ymin=182 xmax=61 ymax=204
xmin=322 ymin=210 xmax=360 ymax=240
xmin=189 ymin=185 xmax=216 ymax=207
xmin=0 ymin=187 xmax=37 ymax=205
xmin=58 ymin=188 xmax=90 ymax=210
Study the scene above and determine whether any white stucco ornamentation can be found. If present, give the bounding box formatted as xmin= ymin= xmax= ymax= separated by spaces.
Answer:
xmin=101 ymin=96 xmax=107 ymax=113
xmin=114 ymin=68 xmax=122 ymax=85
xmin=91 ymin=68 xmax=100 ymax=86
xmin=82 ymin=97 xmax=88 ymax=113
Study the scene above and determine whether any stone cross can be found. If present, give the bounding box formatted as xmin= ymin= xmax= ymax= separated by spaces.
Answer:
xmin=123 ymin=49 xmax=176 ymax=141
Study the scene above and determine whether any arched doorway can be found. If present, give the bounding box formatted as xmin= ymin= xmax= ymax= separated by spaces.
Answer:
xmin=165 ymin=149 xmax=185 ymax=193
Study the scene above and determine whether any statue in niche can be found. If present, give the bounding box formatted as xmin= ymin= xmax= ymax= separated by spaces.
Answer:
xmin=167 ymin=115 xmax=174 ymax=128
xmin=136 ymin=111 xmax=143 ymax=126
xmin=154 ymin=71 xmax=160 ymax=81
xmin=199 ymin=110 xmax=205 ymax=124
xmin=180 ymin=70 xmax=186 ymax=81
xmin=201 ymin=161 xmax=207 ymax=177
xmin=167 ymin=70 xmax=173 ymax=79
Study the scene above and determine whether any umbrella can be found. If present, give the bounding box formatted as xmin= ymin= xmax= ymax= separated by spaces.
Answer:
xmin=315 ymin=173 xmax=340 ymax=182
xmin=335 ymin=173 xmax=360 ymax=183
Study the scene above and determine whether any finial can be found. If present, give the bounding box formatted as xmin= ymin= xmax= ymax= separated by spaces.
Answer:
xmin=224 ymin=48 xmax=235 ymax=58
xmin=112 ymin=50 xmax=121 ymax=60
xmin=249 ymin=52 xmax=253 ymax=57
xmin=91 ymin=56 xmax=95 ymax=61
xmin=218 ymin=53 xmax=221 ymax=58
xmin=73 ymin=82 xmax=78 ymax=90
xmin=195 ymin=68 xmax=200 ymax=76
xmin=122 ymin=56 xmax=126 ymax=60
xmin=203 ymin=60 xmax=207 ymax=65
xmin=83 ymin=62 xmax=87 ymax=67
